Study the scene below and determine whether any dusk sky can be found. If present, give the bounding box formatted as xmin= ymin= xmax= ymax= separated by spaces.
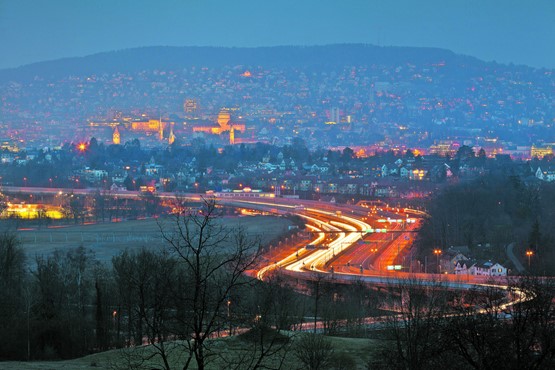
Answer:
xmin=0 ymin=0 xmax=554 ymax=69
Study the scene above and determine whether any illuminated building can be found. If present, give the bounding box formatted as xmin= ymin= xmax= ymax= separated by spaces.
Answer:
xmin=229 ymin=127 xmax=235 ymax=145
xmin=2 ymin=203 xmax=64 ymax=220
xmin=130 ymin=119 xmax=164 ymax=132
xmin=127 ymin=118 xmax=171 ymax=141
xmin=531 ymin=145 xmax=553 ymax=159
xmin=0 ymin=139 xmax=19 ymax=152
xmin=192 ymin=109 xmax=245 ymax=136
xmin=409 ymin=169 xmax=428 ymax=181
xmin=184 ymin=99 xmax=198 ymax=116
xmin=158 ymin=120 xmax=164 ymax=140
xmin=113 ymin=126 xmax=121 ymax=145
xmin=168 ymin=124 xmax=176 ymax=145
xmin=429 ymin=141 xmax=456 ymax=157
xmin=217 ymin=110 xmax=231 ymax=129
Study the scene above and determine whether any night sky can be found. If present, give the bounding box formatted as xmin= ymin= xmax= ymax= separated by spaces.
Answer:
xmin=0 ymin=0 xmax=553 ymax=69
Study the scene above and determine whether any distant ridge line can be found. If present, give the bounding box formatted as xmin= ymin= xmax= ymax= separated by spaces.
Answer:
xmin=0 ymin=44 xmax=535 ymax=82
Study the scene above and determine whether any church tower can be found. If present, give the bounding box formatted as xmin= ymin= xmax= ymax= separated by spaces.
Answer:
xmin=229 ymin=127 xmax=235 ymax=145
xmin=168 ymin=123 xmax=176 ymax=145
xmin=113 ymin=126 xmax=121 ymax=145
xmin=158 ymin=118 xmax=164 ymax=140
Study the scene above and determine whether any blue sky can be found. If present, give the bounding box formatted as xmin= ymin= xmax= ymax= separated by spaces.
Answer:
xmin=0 ymin=0 xmax=553 ymax=69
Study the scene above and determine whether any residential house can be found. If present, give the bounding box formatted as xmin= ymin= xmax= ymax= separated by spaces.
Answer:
xmin=455 ymin=260 xmax=507 ymax=276
xmin=535 ymin=166 xmax=555 ymax=182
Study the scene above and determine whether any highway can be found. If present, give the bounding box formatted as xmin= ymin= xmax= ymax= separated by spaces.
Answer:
xmin=222 ymin=196 xmax=530 ymax=315
xmin=1 ymin=186 xmax=530 ymax=305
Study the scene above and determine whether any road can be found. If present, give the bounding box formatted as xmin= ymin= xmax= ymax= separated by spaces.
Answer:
xmin=0 ymin=186 xmax=533 ymax=303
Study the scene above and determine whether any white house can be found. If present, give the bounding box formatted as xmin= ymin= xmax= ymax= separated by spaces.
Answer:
xmin=455 ymin=260 xmax=507 ymax=276
xmin=535 ymin=166 xmax=555 ymax=182
xmin=381 ymin=164 xmax=399 ymax=177
xmin=443 ymin=252 xmax=469 ymax=273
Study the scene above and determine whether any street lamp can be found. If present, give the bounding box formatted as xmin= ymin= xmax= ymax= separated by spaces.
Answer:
xmin=526 ymin=250 xmax=534 ymax=268
xmin=433 ymin=249 xmax=442 ymax=273
xmin=227 ymin=298 xmax=232 ymax=336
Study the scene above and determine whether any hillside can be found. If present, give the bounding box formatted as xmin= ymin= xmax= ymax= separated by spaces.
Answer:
xmin=0 ymin=44 xmax=484 ymax=82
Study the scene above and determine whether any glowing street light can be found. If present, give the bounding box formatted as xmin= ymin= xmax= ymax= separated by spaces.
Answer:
xmin=77 ymin=142 xmax=87 ymax=152
xmin=227 ymin=298 xmax=232 ymax=336
xmin=433 ymin=249 xmax=442 ymax=273
xmin=526 ymin=250 xmax=534 ymax=268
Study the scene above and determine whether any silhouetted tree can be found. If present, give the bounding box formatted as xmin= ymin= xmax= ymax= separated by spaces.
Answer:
xmin=157 ymin=198 xmax=263 ymax=370
xmin=294 ymin=333 xmax=334 ymax=370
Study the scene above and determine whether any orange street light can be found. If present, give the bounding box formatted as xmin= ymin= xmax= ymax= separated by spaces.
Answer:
xmin=526 ymin=250 xmax=534 ymax=268
xmin=433 ymin=249 xmax=442 ymax=273
xmin=77 ymin=142 xmax=87 ymax=152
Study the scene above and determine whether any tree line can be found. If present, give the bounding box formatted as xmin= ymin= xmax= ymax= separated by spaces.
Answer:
xmin=0 ymin=199 xmax=314 ymax=369
xmin=418 ymin=173 xmax=555 ymax=275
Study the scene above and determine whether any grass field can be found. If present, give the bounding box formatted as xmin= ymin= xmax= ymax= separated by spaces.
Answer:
xmin=10 ymin=215 xmax=293 ymax=263
xmin=0 ymin=334 xmax=379 ymax=370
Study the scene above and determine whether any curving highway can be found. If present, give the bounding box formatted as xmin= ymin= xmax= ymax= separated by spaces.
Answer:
xmin=1 ymin=186 xmax=531 ymax=307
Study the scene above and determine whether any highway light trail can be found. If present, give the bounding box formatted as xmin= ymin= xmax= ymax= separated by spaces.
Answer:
xmin=256 ymin=223 xmax=325 ymax=280
xmin=261 ymin=208 xmax=373 ymax=274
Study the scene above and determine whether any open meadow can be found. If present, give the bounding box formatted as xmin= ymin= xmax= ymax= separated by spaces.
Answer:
xmin=0 ymin=334 xmax=377 ymax=370
xmin=9 ymin=215 xmax=293 ymax=263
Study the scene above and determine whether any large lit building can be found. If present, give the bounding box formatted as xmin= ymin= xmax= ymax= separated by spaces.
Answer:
xmin=1 ymin=203 xmax=64 ymax=219
xmin=130 ymin=119 xmax=161 ymax=132
xmin=128 ymin=119 xmax=167 ymax=140
xmin=192 ymin=109 xmax=245 ymax=136
xmin=531 ymin=145 xmax=553 ymax=158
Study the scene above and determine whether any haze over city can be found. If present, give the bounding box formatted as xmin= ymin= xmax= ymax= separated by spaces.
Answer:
xmin=0 ymin=1 xmax=554 ymax=369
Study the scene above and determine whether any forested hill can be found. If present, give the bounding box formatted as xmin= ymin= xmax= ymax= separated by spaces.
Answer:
xmin=0 ymin=44 xmax=487 ymax=82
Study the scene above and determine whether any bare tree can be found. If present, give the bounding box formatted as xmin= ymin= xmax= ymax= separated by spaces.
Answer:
xmin=33 ymin=246 xmax=97 ymax=358
xmin=218 ymin=271 xmax=298 ymax=370
xmin=293 ymin=333 xmax=335 ymax=370
xmin=378 ymin=278 xmax=451 ymax=370
xmin=308 ymin=272 xmax=335 ymax=334
xmin=159 ymin=197 xmax=262 ymax=370
xmin=446 ymin=277 xmax=555 ymax=370
xmin=112 ymin=248 xmax=180 ymax=370
xmin=0 ymin=232 xmax=27 ymax=359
